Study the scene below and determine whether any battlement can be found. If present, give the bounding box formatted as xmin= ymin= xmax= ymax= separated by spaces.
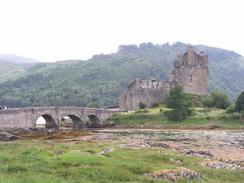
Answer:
xmin=119 ymin=46 xmax=209 ymax=111
xmin=171 ymin=46 xmax=209 ymax=95
xmin=127 ymin=78 xmax=169 ymax=91
xmin=120 ymin=78 xmax=170 ymax=111
xmin=174 ymin=47 xmax=208 ymax=69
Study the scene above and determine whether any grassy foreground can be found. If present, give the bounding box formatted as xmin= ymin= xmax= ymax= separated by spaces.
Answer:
xmin=108 ymin=106 xmax=244 ymax=129
xmin=0 ymin=139 xmax=244 ymax=183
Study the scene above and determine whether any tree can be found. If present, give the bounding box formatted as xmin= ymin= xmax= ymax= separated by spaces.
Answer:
xmin=165 ymin=85 xmax=192 ymax=121
xmin=207 ymin=91 xmax=230 ymax=109
xmin=235 ymin=91 xmax=244 ymax=112
xmin=139 ymin=102 xmax=146 ymax=109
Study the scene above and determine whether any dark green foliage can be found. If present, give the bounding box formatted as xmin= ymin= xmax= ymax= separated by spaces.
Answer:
xmin=139 ymin=102 xmax=146 ymax=109
xmin=165 ymin=85 xmax=192 ymax=121
xmin=0 ymin=42 xmax=244 ymax=107
xmin=0 ymin=60 xmax=34 ymax=83
xmin=164 ymin=109 xmax=188 ymax=121
xmin=226 ymin=104 xmax=236 ymax=113
xmin=186 ymin=94 xmax=208 ymax=107
xmin=151 ymin=103 xmax=159 ymax=108
xmin=135 ymin=109 xmax=149 ymax=114
xmin=206 ymin=91 xmax=230 ymax=109
xmin=235 ymin=91 xmax=244 ymax=112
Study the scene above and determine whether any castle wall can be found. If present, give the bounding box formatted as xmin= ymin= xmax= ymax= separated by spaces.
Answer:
xmin=119 ymin=47 xmax=209 ymax=111
xmin=172 ymin=66 xmax=208 ymax=95
xmin=119 ymin=80 xmax=170 ymax=111
xmin=171 ymin=47 xmax=208 ymax=95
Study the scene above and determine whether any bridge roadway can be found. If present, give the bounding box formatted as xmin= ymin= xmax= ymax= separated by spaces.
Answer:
xmin=0 ymin=107 xmax=118 ymax=130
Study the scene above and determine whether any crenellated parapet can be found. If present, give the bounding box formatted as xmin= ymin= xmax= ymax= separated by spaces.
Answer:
xmin=119 ymin=46 xmax=209 ymax=111
xmin=170 ymin=46 xmax=209 ymax=95
xmin=119 ymin=78 xmax=170 ymax=111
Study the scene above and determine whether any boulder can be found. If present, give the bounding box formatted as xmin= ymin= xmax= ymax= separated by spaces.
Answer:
xmin=146 ymin=141 xmax=169 ymax=148
xmin=120 ymin=140 xmax=150 ymax=149
xmin=179 ymin=149 xmax=213 ymax=157
xmin=55 ymin=149 xmax=64 ymax=156
xmin=201 ymin=160 xmax=243 ymax=170
xmin=97 ymin=148 xmax=113 ymax=155
xmin=145 ymin=167 xmax=201 ymax=181
xmin=0 ymin=132 xmax=20 ymax=141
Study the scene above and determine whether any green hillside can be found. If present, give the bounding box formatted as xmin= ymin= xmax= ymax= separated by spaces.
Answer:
xmin=0 ymin=60 xmax=34 ymax=83
xmin=0 ymin=42 xmax=243 ymax=107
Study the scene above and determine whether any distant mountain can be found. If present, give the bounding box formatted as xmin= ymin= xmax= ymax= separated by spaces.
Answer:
xmin=0 ymin=54 xmax=40 ymax=64
xmin=0 ymin=42 xmax=243 ymax=107
xmin=0 ymin=54 xmax=39 ymax=83
xmin=0 ymin=60 xmax=35 ymax=83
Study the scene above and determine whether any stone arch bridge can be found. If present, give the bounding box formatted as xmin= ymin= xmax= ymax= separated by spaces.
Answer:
xmin=0 ymin=107 xmax=118 ymax=130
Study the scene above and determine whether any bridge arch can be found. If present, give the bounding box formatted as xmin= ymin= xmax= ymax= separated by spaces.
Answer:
xmin=0 ymin=107 xmax=117 ymax=130
xmin=35 ymin=114 xmax=57 ymax=129
xmin=60 ymin=114 xmax=85 ymax=130
xmin=87 ymin=114 xmax=101 ymax=128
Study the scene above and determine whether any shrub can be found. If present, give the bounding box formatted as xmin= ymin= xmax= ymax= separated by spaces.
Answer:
xmin=165 ymin=109 xmax=188 ymax=121
xmin=135 ymin=109 xmax=149 ymax=114
xmin=186 ymin=94 xmax=208 ymax=107
xmin=231 ymin=114 xmax=241 ymax=121
xmin=206 ymin=116 xmax=212 ymax=120
xmin=226 ymin=104 xmax=236 ymax=113
xmin=151 ymin=103 xmax=159 ymax=108
xmin=165 ymin=85 xmax=192 ymax=121
xmin=206 ymin=91 xmax=230 ymax=109
xmin=241 ymin=111 xmax=244 ymax=121
xmin=235 ymin=91 xmax=244 ymax=112
xmin=139 ymin=102 xmax=146 ymax=109
xmin=202 ymin=96 xmax=212 ymax=107
xmin=142 ymin=109 xmax=149 ymax=113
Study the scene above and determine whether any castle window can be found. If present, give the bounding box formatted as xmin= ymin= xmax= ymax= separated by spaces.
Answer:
xmin=190 ymin=74 xmax=193 ymax=82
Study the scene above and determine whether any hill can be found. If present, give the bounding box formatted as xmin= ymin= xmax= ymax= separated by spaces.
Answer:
xmin=0 ymin=42 xmax=243 ymax=107
xmin=0 ymin=60 xmax=36 ymax=84
xmin=0 ymin=54 xmax=40 ymax=64
xmin=0 ymin=54 xmax=40 ymax=83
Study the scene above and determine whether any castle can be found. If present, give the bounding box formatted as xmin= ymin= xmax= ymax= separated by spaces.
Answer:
xmin=119 ymin=46 xmax=209 ymax=111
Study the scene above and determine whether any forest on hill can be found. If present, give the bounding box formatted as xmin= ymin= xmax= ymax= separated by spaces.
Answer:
xmin=0 ymin=42 xmax=243 ymax=107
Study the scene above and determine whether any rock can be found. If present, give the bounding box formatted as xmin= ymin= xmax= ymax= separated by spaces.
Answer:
xmin=0 ymin=132 xmax=20 ymax=141
xmin=120 ymin=140 xmax=150 ymax=149
xmin=208 ymin=125 xmax=220 ymax=129
xmin=97 ymin=148 xmax=113 ymax=155
xmin=179 ymin=149 xmax=213 ymax=157
xmin=201 ymin=160 xmax=243 ymax=170
xmin=170 ymin=158 xmax=182 ymax=164
xmin=145 ymin=167 xmax=201 ymax=181
xmin=55 ymin=149 xmax=64 ymax=156
xmin=146 ymin=141 xmax=169 ymax=148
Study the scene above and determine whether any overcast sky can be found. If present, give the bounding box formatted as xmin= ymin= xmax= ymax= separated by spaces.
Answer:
xmin=0 ymin=0 xmax=243 ymax=62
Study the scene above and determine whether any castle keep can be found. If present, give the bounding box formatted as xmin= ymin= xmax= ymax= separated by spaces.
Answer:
xmin=170 ymin=46 xmax=208 ymax=95
xmin=119 ymin=46 xmax=209 ymax=111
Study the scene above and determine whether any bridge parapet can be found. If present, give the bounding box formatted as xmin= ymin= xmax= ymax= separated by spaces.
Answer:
xmin=0 ymin=107 xmax=118 ymax=130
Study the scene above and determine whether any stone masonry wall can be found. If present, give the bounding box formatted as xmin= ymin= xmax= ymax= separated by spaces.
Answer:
xmin=119 ymin=46 xmax=209 ymax=111
xmin=0 ymin=107 xmax=117 ymax=130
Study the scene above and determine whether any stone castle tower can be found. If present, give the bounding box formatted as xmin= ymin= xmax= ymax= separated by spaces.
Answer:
xmin=119 ymin=46 xmax=209 ymax=111
xmin=170 ymin=46 xmax=209 ymax=95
